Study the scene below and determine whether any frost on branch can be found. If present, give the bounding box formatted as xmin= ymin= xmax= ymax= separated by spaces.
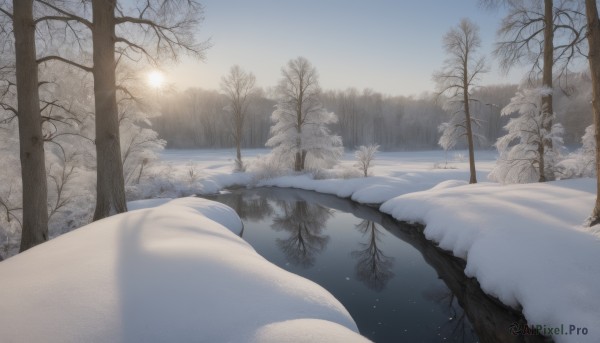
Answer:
xmin=265 ymin=57 xmax=343 ymax=171
xmin=354 ymin=144 xmax=379 ymax=177
xmin=489 ymin=87 xmax=565 ymax=184
xmin=557 ymin=125 xmax=595 ymax=178
xmin=266 ymin=103 xmax=343 ymax=170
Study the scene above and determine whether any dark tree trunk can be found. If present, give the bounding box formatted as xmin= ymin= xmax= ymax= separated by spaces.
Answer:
xmin=235 ymin=118 xmax=243 ymax=170
xmin=14 ymin=0 xmax=49 ymax=252
xmin=295 ymin=93 xmax=304 ymax=172
xmin=585 ymin=0 xmax=600 ymax=226
xmin=541 ymin=0 xmax=554 ymax=181
xmin=92 ymin=0 xmax=127 ymax=220
xmin=463 ymin=60 xmax=477 ymax=184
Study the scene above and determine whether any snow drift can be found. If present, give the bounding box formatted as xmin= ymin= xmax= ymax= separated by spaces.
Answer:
xmin=0 ymin=197 xmax=368 ymax=343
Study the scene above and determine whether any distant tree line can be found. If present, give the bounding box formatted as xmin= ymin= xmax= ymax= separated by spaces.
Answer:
xmin=151 ymin=78 xmax=591 ymax=151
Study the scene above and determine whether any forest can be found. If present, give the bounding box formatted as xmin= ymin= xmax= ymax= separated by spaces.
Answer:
xmin=154 ymin=77 xmax=592 ymax=150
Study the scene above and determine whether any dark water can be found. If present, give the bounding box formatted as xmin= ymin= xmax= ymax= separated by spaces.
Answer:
xmin=202 ymin=187 xmax=545 ymax=343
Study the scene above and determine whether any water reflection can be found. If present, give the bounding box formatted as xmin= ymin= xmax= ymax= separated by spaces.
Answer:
xmin=202 ymin=188 xmax=548 ymax=343
xmin=380 ymin=215 xmax=548 ymax=343
xmin=352 ymin=220 xmax=394 ymax=291
xmin=211 ymin=190 xmax=274 ymax=222
xmin=272 ymin=201 xmax=331 ymax=268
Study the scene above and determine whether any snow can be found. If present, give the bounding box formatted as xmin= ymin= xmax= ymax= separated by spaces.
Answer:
xmin=4 ymin=147 xmax=598 ymax=342
xmin=379 ymin=179 xmax=600 ymax=343
xmin=0 ymin=197 xmax=368 ymax=342
xmin=154 ymin=148 xmax=600 ymax=342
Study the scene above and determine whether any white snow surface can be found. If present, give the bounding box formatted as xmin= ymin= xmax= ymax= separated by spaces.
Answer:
xmin=0 ymin=197 xmax=368 ymax=343
xmin=380 ymin=179 xmax=600 ymax=343
xmin=154 ymin=149 xmax=600 ymax=342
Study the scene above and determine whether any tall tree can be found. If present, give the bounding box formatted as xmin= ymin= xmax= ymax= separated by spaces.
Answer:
xmin=36 ymin=0 xmax=208 ymax=220
xmin=220 ymin=65 xmax=256 ymax=171
xmin=487 ymin=0 xmax=586 ymax=180
xmin=4 ymin=1 xmax=50 ymax=251
xmin=91 ymin=0 xmax=125 ymax=219
xmin=434 ymin=18 xmax=487 ymax=184
xmin=584 ymin=0 xmax=600 ymax=226
xmin=266 ymin=57 xmax=342 ymax=171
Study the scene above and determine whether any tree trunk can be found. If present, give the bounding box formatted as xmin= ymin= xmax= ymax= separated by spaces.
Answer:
xmin=235 ymin=118 xmax=243 ymax=170
xmin=295 ymin=96 xmax=303 ymax=171
xmin=294 ymin=150 xmax=302 ymax=171
xmin=463 ymin=62 xmax=477 ymax=184
xmin=538 ymin=139 xmax=546 ymax=182
xmin=301 ymin=150 xmax=307 ymax=170
xmin=14 ymin=0 xmax=49 ymax=252
xmin=92 ymin=0 xmax=127 ymax=220
xmin=541 ymin=0 xmax=554 ymax=181
xmin=585 ymin=0 xmax=600 ymax=226
xmin=13 ymin=0 xmax=48 ymax=251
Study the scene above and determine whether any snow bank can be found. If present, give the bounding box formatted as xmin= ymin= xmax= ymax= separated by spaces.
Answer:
xmin=0 ymin=197 xmax=368 ymax=343
xmin=381 ymin=178 xmax=600 ymax=343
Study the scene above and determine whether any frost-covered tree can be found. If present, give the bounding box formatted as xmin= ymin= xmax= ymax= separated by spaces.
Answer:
xmin=266 ymin=57 xmax=343 ymax=171
xmin=584 ymin=0 xmax=600 ymax=226
xmin=489 ymin=87 xmax=564 ymax=184
xmin=558 ymin=125 xmax=595 ymax=178
xmin=484 ymin=0 xmax=586 ymax=180
xmin=220 ymin=65 xmax=256 ymax=171
xmin=434 ymin=18 xmax=487 ymax=184
xmin=354 ymin=144 xmax=379 ymax=177
xmin=35 ymin=0 xmax=209 ymax=220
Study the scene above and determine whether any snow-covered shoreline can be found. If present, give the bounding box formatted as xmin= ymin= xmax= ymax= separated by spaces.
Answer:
xmin=252 ymin=174 xmax=600 ymax=343
xmin=155 ymin=149 xmax=600 ymax=342
xmin=3 ymin=149 xmax=598 ymax=342
xmin=0 ymin=197 xmax=369 ymax=342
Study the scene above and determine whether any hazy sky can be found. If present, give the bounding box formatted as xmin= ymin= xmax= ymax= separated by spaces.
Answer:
xmin=167 ymin=0 xmax=526 ymax=97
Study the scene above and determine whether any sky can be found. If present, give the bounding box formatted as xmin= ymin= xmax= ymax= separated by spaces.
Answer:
xmin=166 ymin=0 xmax=527 ymax=97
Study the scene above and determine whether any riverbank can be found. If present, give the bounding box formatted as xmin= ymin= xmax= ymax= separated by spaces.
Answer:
xmin=0 ymin=197 xmax=368 ymax=342
xmin=151 ymin=149 xmax=599 ymax=342
xmin=255 ymin=175 xmax=599 ymax=343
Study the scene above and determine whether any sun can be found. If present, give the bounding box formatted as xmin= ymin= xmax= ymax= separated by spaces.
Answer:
xmin=147 ymin=70 xmax=165 ymax=89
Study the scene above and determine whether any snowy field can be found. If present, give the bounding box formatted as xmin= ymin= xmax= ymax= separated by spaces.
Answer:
xmin=2 ymin=148 xmax=598 ymax=342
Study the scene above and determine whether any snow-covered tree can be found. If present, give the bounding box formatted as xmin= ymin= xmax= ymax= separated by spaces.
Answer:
xmin=584 ymin=0 xmax=600 ymax=225
xmin=489 ymin=87 xmax=565 ymax=184
xmin=266 ymin=57 xmax=343 ymax=171
xmin=354 ymin=144 xmax=379 ymax=177
xmin=557 ymin=125 xmax=595 ymax=178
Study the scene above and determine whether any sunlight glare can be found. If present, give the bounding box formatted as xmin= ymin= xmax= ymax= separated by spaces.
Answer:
xmin=147 ymin=70 xmax=165 ymax=88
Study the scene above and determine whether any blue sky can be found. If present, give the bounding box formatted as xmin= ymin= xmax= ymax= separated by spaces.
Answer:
xmin=168 ymin=0 xmax=526 ymax=96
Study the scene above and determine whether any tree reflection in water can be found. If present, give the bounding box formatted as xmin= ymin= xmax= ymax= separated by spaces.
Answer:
xmin=214 ymin=191 xmax=274 ymax=222
xmin=271 ymin=201 xmax=331 ymax=268
xmin=203 ymin=188 xmax=549 ymax=343
xmin=351 ymin=220 xmax=394 ymax=291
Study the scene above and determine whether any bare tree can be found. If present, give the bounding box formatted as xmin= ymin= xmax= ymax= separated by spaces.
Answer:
xmin=434 ymin=18 xmax=488 ymax=184
xmin=486 ymin=0 xmax=586 ymax=180
xmin=35 ymin=0 xmax=209 ymax=220
xmin=220 ymin=65 xmax=256 ymax=171
xmin=0 ymin=1 xmax=50 ymax=251
xmin=584 ymin=0 xmax=600 ymax=226
xmin=354 ymin=144 xmax=379 ymax=177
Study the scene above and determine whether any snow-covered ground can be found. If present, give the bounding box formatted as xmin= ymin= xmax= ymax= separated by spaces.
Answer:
xmin=0 ymin=197 xmax=368 ymax=342
xmin=3 ymin=148 xmax=598 ymax=342
xmin=156 ymin=148 xmax=600 ymax=342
